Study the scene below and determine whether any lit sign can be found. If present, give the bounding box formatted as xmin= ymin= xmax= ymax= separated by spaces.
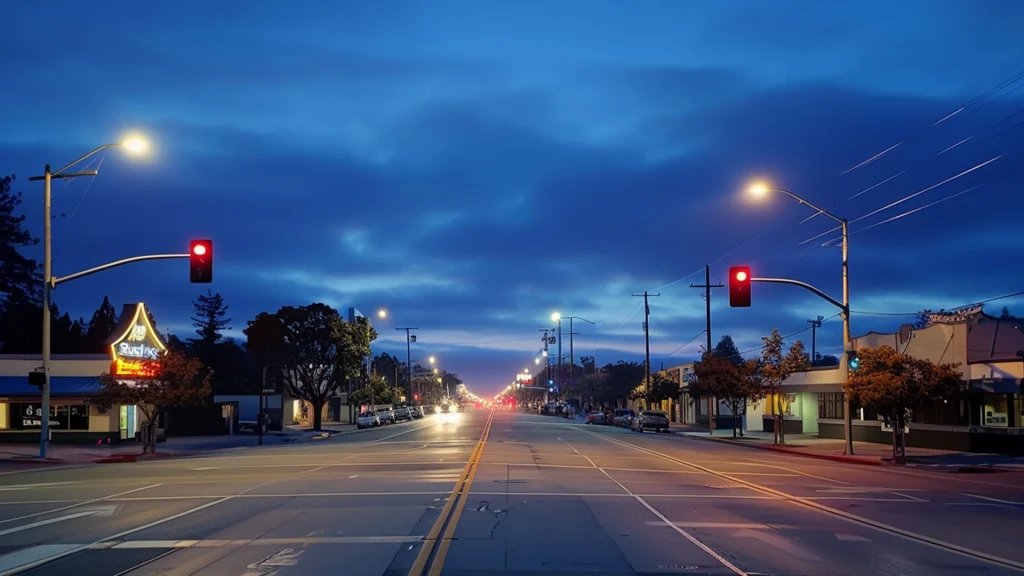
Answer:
xmin=109 ymin=303 xmax=166 ymax=378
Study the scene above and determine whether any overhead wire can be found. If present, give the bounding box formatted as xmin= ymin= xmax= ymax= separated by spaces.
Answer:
xmin=851 ymin=290 xmax=1024 ymax=317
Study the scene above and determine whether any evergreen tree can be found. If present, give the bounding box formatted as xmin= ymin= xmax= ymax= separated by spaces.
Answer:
xmin=83 ymin=296 xmax=119 ymax=353
xmin=0 ymin=174 xmax=41 ymax=305
xmin=190 ymin=291 xmax=231 ymax=347
xmin=712 ymin=335 xmax=743 ymax=364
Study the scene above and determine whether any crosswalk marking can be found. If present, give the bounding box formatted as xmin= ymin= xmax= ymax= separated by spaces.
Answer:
xmin=835 ymin=533 xmax=871 ymax=542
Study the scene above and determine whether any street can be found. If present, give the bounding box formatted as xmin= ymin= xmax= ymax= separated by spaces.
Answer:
xmin=0 ymin=410 xmax=1022 ymax=575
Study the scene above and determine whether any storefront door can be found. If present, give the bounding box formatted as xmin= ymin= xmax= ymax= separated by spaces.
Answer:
xmin=119 ymin=405 xmax=137 ymax=440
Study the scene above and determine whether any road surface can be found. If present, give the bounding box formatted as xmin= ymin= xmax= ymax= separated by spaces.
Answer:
xmin=0 ymin=409 xmax=1022 ymax=575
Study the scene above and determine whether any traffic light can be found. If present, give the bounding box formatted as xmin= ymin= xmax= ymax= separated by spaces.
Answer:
xmin=847 ymin=350 xmax=860 ymax=371
xmin=729 ymin=266 xmax=751 ymax=307
xmin=28 ymin=370 xmax=45 ymax=389
xmin=189 ymin=239 xmax=213 ymax=283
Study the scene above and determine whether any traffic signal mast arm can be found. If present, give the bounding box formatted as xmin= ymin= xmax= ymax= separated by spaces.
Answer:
xmin=750 ymin=276 xmax=847 ymax=315
xmin=51 ymin=253 xmax=190 ymax=288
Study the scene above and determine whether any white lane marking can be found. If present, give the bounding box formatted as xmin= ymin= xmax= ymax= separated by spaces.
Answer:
xmin=835 ymin=533 xmax=871 ymax=542
xmin=891 ymin=491 xmax=928 ymax=502
xmin=0 ymin=482 xmax=77 ymax=491
xmin=961 ymin=493 xmax=1024 ymax=506
xmin=0 ymin=465 xmax=90 ymax=478
xmin=191 ymin=467 xmax=218 ymax=471
xmin=563 ymin=441 xmax=747 ymax=576
xmin=738 ymin=461 xmax=852 ymax=486
xmin=0 ymin=474 xmax=288 ymax=574
xmin=582 ymin=428 xmax=1024 ymax=572
xmin=374 ymin=422 xmax=440 ymax=442
xmin=0 ymin=545 xmax=81 ymax=574
xmin=0 ymin=510 xmax=104 ymax=537
xmin=646 ymin=521 xmax=802 ymax=529
xmin=732 ymin=528 xmax=822 ymax=562
xmin=0 ymin=484 xmax=159 ymax=526
xmin=714 ymin=473 xmax=800 ymax=477
xmin=182 ymin=461 xmax=456 ymax=470
xmin=348 ymin=475 xmax=359 ymax=479
xmin=243 ymin=548 xmax=304 ymax=576
xmin=98 ymin=536 xmax=427 ymax=549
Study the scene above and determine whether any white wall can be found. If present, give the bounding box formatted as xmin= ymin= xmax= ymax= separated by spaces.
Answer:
xmin=0 ymin=355 xmax=111 ymax=377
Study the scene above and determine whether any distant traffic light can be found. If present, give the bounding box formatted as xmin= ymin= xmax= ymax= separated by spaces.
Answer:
xmin=728 ymin=266 xmax=751 ymax=307
xmin=190 ymin=239 xmax=213 ymax=283
xmin=847 ymin=350 xmax=860 ymax=371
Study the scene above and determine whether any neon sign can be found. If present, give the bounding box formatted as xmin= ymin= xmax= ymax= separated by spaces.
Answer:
xmin=108 ymin=303 xmax=166 ymax=378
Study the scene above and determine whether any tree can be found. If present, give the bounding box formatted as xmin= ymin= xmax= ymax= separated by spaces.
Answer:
xmin=243 ymin=304 xmax=376 ymax=431
xmin=1000 ymin=306 xmax=1014 ymax=319
xmin=89 ymin=349 xmax=211 ymax=454
xmin=759 ymin=329 xmax=810 ymax=445
xmin=189 ymin=291 xmax=231 ymax=348
xmin=844 ymin=346 xmax=963 ymax=461
xmin=691 ymin=352 xmax=760 ymax=437
xmin=371 ymin=353 xmax=409 ymax=397
xmin=712 ymin=335 xmax=743 ymax=365
xmin=349 ymin=373 xmax=394 ymax=407
xmin=0 ymin=174 xmax=41 ymax=305
xmin=83 ymin=296 xmax=119 ymax=353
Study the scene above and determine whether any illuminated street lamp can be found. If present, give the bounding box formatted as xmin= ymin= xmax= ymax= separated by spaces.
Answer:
xmin=429 ymin=356 xmax=436 ymax=365
xmin=747 ymin=178 xmax=853 ymax=455
xmin=377 ymin=309 xmax=388 ymax=319
xmin=29 ymin=135 xmax=150 ymax=459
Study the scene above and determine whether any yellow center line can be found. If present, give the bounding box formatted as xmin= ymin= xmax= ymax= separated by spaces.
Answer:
xmin=407 ymin=410 xmax=494 ymax=576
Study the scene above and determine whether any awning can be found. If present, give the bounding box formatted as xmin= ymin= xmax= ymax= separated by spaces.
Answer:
xmin=970 ymin=378 xmax=1021 ymax=394
xmin=0 ymin=376 xmax=103 ymax=396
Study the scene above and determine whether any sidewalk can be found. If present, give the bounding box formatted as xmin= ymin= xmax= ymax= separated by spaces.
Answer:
xmin=0 ymin=423 xmax=357 ymax=466
xmin=674 ymin=427 xmax=1024 ymax=471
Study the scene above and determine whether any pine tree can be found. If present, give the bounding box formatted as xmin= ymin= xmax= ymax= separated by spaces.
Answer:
xmin=0 ymin=174 xmax=41 ymax=305
xmin=190 ymin=291 xmax=231 ymax=346
xmin=83 ymin=296 xmax=119 ymax=353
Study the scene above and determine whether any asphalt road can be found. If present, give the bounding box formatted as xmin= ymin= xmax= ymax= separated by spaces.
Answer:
xmin=0 ymin=409 xmax=1023 ymax=575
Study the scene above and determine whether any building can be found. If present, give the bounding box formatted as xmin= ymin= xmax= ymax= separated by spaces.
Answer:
xmin=0 ymin=302 xmax=166 ymax=443
xmin=763 ymin=305 xmax=1024 ymax=453
xmin=664 ymin=362 xmax=740 ymax=428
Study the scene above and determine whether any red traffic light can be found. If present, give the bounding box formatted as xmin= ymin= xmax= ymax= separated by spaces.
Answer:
xmin=189 ymin=239 xmax=213 ymax=283
xmin=729 ymin=265 xmax=751 ymax=308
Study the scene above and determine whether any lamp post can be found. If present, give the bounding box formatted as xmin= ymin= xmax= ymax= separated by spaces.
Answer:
xmin=748 ymin=181 xmax=853 ymax=455
xmin=551 ymin=312 xmax=562 ymax=394
xmin=29 ymin=137 xmax=149 ymax=459
xmin=397 ymin=327 xmax=418 ymax=401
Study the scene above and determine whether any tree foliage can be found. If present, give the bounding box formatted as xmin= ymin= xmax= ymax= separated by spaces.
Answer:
xmin=844 ymin=346 xmax=963 ymax=460
xmin=712 ymin=335 xmax=743 ymax=364
xmin=89 ymin=349 xmax=211 ymax=454
xmin=243 ymin=304 xmax=376 ymax=430
xmin=190 ymin=290 xmax=231 ymax=347
xmin=630 ymin=372 xmax=679 ymax=406
xmin=691 ymin=352 xmax=761 ymax=437
xmin=0 ymin=174 xmax=41 ymax=305
xmin=349 ymin=373 xmax=395 ymax=407
xmin=760 ymin=329 xmax=810 ymax=445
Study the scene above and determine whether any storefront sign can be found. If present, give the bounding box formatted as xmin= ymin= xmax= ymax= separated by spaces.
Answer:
xmin=109 ymin=303 xmax=166 ymax=378
xmin=12 ymin=403 xmax=89 ymax=430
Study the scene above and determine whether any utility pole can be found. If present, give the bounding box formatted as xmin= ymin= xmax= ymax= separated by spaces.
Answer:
xmin=397 ymin=327 xmax=418 ymax=401
xmin=807 ymin=316 xmax=824 ymax=362
xmin=690 ymin=265 xmax=724 ymax=434
xmin=632 ymin=291 xmax=660 ymax=406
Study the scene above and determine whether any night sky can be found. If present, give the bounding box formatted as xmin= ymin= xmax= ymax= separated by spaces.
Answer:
xmin=3 ymin=1 xmax=1023 ymax=396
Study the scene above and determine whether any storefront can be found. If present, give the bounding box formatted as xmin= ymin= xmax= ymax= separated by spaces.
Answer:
xmin=0 ymin=302 xmax=165 ymax=444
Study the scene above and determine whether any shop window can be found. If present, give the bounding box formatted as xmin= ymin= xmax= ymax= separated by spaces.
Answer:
xmin=818 ymin=392 xmax=844 ymax=419
xmin=8 ymin=403 xmax=90 ymax=431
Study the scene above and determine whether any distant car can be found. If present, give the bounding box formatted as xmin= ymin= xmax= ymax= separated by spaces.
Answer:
xmin=439 ymin=403 xmax=451 ymax=413
xmin=613 ymin=409 xmax=636 ymax=427
xmin=393 ymin=405 xmax=412 ymax=421
xmin=377 ymin=407 xmax=396 ymax=424
xmin=632 ymin=410 xmax=669 ymax=433
xmin=585 ymin=411 xmax=606 ymax=425
xmin=357 ymin=412 xmax=380 ymax=429
xmin=409 ymin=406 xmax=423 ymax=419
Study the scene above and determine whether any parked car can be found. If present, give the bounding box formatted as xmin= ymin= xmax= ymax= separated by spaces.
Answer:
xmin=409 ymin=406 xmax=424 ymax=419
xmin=377 ymin=407 xmax=396 ymax=424
xmin=612 ymin=409 xmax=636 ymax=427
xmin=357 ymin=411 xmax=380 ymax=429
xmin=632 ymin=410 xmax=670 ymax=433
xmin=393 ymin=405 xmax=412 ymax=421
xmin=585 ymin=411 xmax=606 ymax=425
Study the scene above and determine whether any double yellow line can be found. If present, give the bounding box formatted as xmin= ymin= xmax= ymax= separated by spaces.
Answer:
xmin=408 ymin=409 xmax=494 ymax=576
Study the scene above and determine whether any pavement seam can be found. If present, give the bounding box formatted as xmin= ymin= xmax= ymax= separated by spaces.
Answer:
xmin=582 ymin=427 xmax=1024 ymax=573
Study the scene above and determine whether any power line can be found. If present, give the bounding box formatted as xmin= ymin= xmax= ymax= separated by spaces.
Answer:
xmin=665 ymin=329 xmax=706 ymax=359
xmin=850 ymin=289 xmax=1024 ymax=317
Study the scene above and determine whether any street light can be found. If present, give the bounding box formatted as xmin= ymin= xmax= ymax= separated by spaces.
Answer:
xmin=30 ymin=136 xmax=150 ymax=459
xmin=747 ymin=179 xmax=853 ymax=455
xmin=377 ymin=309 xmax=388 ymax=319
xmin=429 ymin=356 xmax=436 ymax=364
xmin=535 ymin=358 xmax=540 ymax=365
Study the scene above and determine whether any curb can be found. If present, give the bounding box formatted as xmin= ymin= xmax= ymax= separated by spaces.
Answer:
xmin=681 ymin=433 xmax=883 ymax=466
xmin=6 ymin=456 xmax=67 ymax=465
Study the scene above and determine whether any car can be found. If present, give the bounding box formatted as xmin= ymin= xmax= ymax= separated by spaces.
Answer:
xmin=357 ymin=411 xmax=380 ymax=429
xmin=409 ymin=406 xmax=424 ymax=419
xmin=612 ymin=409 xmax=636 ymax=427
xmin=393 ymin=405 xmax=412 ymax=421
xmin=377 ymin=407 xmax=396 ymax=424
xmin=585 ymin=411 xmax=606 ymax=425
xmin=632 ymin=410 xmax=670 ymax=433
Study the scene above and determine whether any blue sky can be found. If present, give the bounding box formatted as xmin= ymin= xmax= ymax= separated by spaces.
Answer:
xmin=3 ymin=1 xmax=1024 ymax=396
